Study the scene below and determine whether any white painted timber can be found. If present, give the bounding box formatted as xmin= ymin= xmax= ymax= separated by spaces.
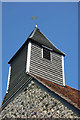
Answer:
xmin=42 ymin=48 xmax=43 ymax=58
xmin=29 ymin=27 xmax=37 ymax=38
xmin=42 ymin=45 xmax=53 ymax=51
xmin=35 ymin=24 xmax=38 ymax=28
xmin=62 ymin=55 xmax=65 ymax=86
xmin=26 ymin=41 xmax=31 ymax=73
xmin=6 ymin=65 xmax=11 ymax=93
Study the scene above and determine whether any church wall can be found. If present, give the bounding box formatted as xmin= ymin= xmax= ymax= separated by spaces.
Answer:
xmin=1 ymin=80 xmax=79 ymax=119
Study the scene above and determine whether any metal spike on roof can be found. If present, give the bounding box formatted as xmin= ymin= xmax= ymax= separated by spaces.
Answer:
xmin=35 ymin=24 xmax=38 ymax=28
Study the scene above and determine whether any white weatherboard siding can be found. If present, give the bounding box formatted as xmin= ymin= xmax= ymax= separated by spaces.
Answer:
xmin=30 ymin=43 xmax=64 ymax=86
xmin=26 ymin=41 xmax=31 ymax=73
xmin=62 ymin=55 xmax=65 ymax=86
xmin=6 ymin=65 xmax=11 ymax=93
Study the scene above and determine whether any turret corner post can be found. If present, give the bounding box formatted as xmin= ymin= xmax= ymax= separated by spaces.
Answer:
xmin=6 ymin=65 xmax=11 ymax=93
xmin=62 ymin=55 xmax=65 ymax=86
xmin=26 ymin=41 xmax=31 ymax=74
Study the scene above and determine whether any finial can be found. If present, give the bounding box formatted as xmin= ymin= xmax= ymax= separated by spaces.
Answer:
xmin=35 ymin=24 xmax=38 ymax=28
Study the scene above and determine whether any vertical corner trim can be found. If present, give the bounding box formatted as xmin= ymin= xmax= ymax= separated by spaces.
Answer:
xmin=26 ymin=41 xmax=31 ymax=73
xmin=50 ymin=52 xmax=52 ymax=62
xmin=6 ymin=65 xmax=11 ymax=93
xmin=42 ymin=48 xmax=43 ymax=58
xmin=62 ymin=55 xmax=65 ymax=86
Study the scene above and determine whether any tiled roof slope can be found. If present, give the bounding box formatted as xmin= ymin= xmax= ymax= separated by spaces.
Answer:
xmin=29 ymin=73 xmax=80 ymax=111
xmin=2 ymin=73 xmax=80 ymax=112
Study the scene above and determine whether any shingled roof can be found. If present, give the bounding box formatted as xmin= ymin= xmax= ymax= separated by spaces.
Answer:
xmin=29 ymin=26 xmax=65 ymax=56
xmin=8 ymin=26 xmax=65 ymax=64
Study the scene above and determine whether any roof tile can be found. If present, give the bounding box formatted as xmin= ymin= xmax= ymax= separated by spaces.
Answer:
xmin=29 ymin=73 xmax=80 ymax=110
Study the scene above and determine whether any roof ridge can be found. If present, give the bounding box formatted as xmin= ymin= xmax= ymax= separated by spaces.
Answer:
xmin=29 ymin=26 xmax=39 ymax=38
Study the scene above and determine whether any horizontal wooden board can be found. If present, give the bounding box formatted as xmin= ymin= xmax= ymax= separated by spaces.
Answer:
xmin=30 ymin=43 xmax=64 ymax=86
xmin=8 ymin=45 xmax=27 ymax=91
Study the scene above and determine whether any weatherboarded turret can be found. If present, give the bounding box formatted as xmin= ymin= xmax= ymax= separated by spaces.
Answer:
xmin=1 ymin=26 xmax=80 ymax=119
xmin=7 ymin=25 xmax=65 ymax=93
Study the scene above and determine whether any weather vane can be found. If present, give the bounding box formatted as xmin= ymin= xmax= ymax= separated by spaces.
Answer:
xmin=32 ymin=16 xmax=37 ymax=27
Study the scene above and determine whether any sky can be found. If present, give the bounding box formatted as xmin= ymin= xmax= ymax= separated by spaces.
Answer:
xmin=1 ymin=2 xmax=78 ymax=106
